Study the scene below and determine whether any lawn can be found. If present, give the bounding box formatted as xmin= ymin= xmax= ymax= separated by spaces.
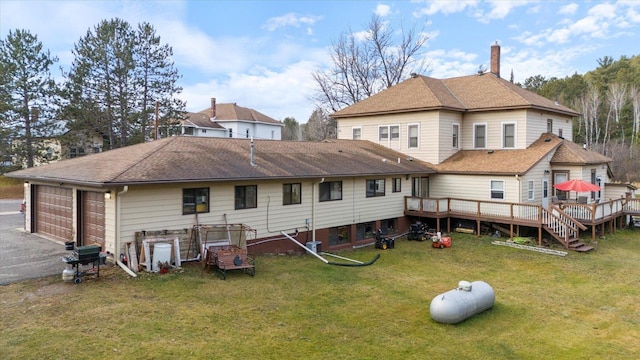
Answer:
xmin=0 ymin=175 xmax=23 ymax=199
xmin=1 ymin=230 xmax=639 ymax=359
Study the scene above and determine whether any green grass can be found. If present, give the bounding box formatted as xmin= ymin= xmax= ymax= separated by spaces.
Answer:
xmin=2 ymin=231 xmax=640 ymax=359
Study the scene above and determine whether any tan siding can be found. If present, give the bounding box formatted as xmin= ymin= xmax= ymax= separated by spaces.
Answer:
xmin=430 ymin=174 xmax=519 ymax=202
xmin=462 ymin=110 xmax=526 ymax=150
xmin=437 ymin=111 xmax=463 ymax=163
xmin=525 ymin=110 xmax=575 ymax=145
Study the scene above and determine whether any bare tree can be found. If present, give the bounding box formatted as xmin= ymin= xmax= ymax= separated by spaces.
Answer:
xmin=607 ymin=83 xmax=627 ymax=147
xmin=630 ymin=86 xmax=640 ymax=157
xmin=303 ymin=108 xmax=335 ymax=141
xmin=580 ymin=85 xmax=601 ymax=150
xmin=312 ymin=15 xmax=428 ymax=113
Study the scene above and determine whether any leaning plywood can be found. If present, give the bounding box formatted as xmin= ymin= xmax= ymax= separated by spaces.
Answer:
xmin=140 ymin=237 xmax=182 ymax=272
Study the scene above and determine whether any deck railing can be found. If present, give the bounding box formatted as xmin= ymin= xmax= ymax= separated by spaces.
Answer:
xmin=405 ymin=196 xmax=633 ymax=225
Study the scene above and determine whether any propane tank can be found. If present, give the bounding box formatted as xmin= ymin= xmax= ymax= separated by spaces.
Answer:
xmin=62 ymin=265 xmax=75 ymax=282
xmin=430 ymin=280 xmax=495 ymax=324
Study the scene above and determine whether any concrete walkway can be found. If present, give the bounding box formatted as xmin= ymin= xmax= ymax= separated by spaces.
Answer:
xmin=0 ymin=199 xmax=70 ymax=285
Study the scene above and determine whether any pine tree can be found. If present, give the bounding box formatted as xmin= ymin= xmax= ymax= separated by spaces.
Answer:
xmin=0 ymin=29 xmax=59 ymax=168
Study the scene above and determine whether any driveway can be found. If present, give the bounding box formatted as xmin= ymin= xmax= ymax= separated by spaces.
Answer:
xmin=0 ymin=199 xmax=70 ymax=285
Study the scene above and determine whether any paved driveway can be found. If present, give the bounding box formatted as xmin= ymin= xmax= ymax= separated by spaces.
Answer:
xmin=0 ymin=199 xmax=70 ymax=285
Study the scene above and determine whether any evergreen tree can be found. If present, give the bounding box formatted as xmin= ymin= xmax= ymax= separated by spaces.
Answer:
xmin=0 ymin=29 xmax=59 ymax=168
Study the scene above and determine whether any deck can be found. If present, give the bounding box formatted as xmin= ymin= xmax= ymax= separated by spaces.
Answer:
xmin=404 ymin=196 xmax=640 ymax=247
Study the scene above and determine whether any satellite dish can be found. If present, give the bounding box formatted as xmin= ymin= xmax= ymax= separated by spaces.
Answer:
xmin=478 ymin=65 xmax=487 ymax=74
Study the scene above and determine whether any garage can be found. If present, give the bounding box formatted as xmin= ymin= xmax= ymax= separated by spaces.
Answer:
xmin=79 ymin=191 xmax=105 ymax=248
xmin=35 ymin=185 xmax=73 ymax=241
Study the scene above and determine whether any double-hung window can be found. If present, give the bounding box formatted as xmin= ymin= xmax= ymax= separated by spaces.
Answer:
xmin=474 ymin=124 xmax=486 ymax=149
xmin=408 ymin=124 xmax=419 ymax=148
xmin=352 ymin=127 xmax=362 ymax=140
xmin=503 ymin=123 xmax=515 ymax=148
xmin=490 ymin=180 xmax=504 ymax=200
xmin=452 ymin=124 xmax=459 ymax=148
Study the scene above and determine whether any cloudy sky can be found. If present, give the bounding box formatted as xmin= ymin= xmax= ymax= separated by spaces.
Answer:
xmin=1 ymin=0 xmax=639 ymax=123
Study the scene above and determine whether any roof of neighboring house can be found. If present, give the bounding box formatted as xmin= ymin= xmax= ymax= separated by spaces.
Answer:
xmin=7 ymin=137 xmax=435 ymax=186
xmin=193 ymin=103 xmax=283 ymax=126
xmin=331 ymin=73 xmax=580 ymax=118
xmin=182 ymin=112 xmax=226 ymax=129
xmin=435 ymin=133 xmax=611 ymax=176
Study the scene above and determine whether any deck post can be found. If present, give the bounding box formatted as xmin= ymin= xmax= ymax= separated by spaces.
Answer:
xmin=538 ymin=226 xmax=542 ymax=246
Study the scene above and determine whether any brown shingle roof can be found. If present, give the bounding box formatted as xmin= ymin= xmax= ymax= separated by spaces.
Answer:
xmin=182 ymin=112 xmax=226 ymax=129
xmin=7 ymin=137 xmax=435 ymax=186
xmin=198 ymin=103 xmax=282 ymax=125
xmin=332 ymin=74 xmax=580 ymax=118
xmin=435 ymin=133 xmax=563 ymax=175
xmin=551 ymin=139 xmax=612 ymax=165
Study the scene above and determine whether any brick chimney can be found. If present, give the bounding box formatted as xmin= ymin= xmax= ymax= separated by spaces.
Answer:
xmin=491 ymin=41 xmax=500 ymax=78
xmin=210 ymin=97 xmax=216 ymax=118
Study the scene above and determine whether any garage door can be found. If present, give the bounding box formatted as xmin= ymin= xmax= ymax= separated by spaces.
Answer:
xmin=35 ymin=185 xmax=73 ymax=241
xmin=80 ymin=191 xmax=105 ymax=248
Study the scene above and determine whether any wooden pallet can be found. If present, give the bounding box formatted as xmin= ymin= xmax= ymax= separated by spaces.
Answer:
xmin=491 ymin=241 xmax=568 ymax=257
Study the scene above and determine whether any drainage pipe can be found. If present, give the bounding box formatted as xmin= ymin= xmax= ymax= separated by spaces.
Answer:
xmin=281 ymin=231 xmax=328 ymax=263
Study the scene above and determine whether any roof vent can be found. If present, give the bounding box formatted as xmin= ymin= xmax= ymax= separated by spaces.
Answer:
xmin=487 ymin=150 xmax=494 ymax=154
xmin=544 ymin=138 xmax=551 ymax=142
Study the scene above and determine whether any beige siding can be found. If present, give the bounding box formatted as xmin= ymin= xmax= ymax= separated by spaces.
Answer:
xmin=116 ymin=177 xmax=415 ymax=248
xmin=462 ymin=110 xmax=526 ymax=150
xmin=104 ymin=195 xmax=116 ymax=254
xmin=524 ymin=110 xmax=574 ymax=145
xmin=430 ymin=174 xmax=520 ymax=203
xmin=519 ymin=161 xmax=551 ymax=204
xmin=437 ymin=111 xmax=463 ymax=163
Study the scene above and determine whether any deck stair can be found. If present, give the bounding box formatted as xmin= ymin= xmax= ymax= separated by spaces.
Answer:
xmin=543 ymin=205 xmax=592 ymax=252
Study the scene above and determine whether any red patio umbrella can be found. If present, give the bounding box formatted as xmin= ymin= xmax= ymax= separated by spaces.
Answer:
xmin=553 ymin=179 xmax=600 ymax=201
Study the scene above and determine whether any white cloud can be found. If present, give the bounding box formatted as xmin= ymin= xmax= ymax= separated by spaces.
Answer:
xmin=413 ymin=0 xmax=478 ymax=17
xmin=375 ymin=4 xmax=392 ymax=17
xmin=474 ymin=0 xmax=531 ymax=24
xmin=262 ymin=13 xmax=321 ymax=31
xmin=558 ymin=3 xmax=578 ymax=15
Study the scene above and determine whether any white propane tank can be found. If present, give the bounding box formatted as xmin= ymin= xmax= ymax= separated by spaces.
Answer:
xmin=62 ymin=265 xmax=75 ymax=282
xmin=430 ymin=280 xmax=495 ymax=324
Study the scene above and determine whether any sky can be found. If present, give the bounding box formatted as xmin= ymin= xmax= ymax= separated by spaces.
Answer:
xmin=1 ymin=0 xmax=639 ymax=123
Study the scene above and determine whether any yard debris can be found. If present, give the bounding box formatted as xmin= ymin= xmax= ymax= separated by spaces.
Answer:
xmin=491 ymin=241 xmax=568 ymax=256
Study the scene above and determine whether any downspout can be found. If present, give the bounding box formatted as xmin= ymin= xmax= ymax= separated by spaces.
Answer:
xmin=115 ymin=186 xmax=133 ymax=276
xmin=312 ymin=178 xmax=324 ymax=243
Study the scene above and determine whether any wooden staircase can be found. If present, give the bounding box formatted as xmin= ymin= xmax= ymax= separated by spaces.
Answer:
xmin=543 ymin=206 xmax=593 ymax=253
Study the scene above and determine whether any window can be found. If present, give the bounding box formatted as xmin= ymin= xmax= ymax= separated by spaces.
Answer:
xmin=352 ymin=127 xmax=362 ymax=140
xmin=408 ymin=124 xmax=419 ymax=148
xmin=366 ymin=179 xmax=385 ymax=197
xmin=235 ymin=185 xmax=257 ymax=209
xmin=329 ymin=225 xmax=350 ymax=245
xmin=283 ymin=183 xmax=301 ymax=205
xmin=183 ymin=188 xmax=209 ymax=215
xmin=452 ymin=124 xmax=459 ymax=148
xmin=474 ymin=124 xmax=486 ymax=148
xmin=245 ymin=129 xmax=250 ymax=138
xmin=69 ymin=147 xmax=85 ymax=158
xmin=558 ymin=128 xmax=563 ymax=138
xmin=271 ymin=130 xmax=275 ymax=139
xmin=392 ymin=178 xmax=401 ymax=193
xmin=356 ymin=222 xmax=375 ymax=240
xmin=390 ymin=126 xmax=399 ymax=140
xmin=503 ymin=123 xmax=515 ymax=148
xmin=379 ymin=127 xmax=389 ymax=141
xmin=319 ymin=181 xmax=342 ymax=202
xmin=202 ymin=129 xmax=207 ymax=133
xmin=183 ymin=127 xmax=194 ymax=135
xmin=229 ymin=129 xmax=233 ymax=138
xmin=554 ymin=172 xmax=568 ymax=200
xmin=490 ymin=180 xmax=504 ymax=200
xmin=547 ymin=119 xmax=553 ymax=133
xmin=528 ymin=180 xmax=534 ymax=200
xmin=381 ymin=218 xmax=396 ymax=234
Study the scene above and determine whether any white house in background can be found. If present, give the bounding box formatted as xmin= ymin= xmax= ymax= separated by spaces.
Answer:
xmin=181 ymin=98 xmax=283 ymax=140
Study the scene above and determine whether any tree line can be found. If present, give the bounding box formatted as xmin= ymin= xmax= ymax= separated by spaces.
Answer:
xmin=0 ymin=19 xmax=184 ymax=169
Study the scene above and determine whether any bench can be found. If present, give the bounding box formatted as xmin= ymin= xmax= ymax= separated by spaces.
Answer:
xmin=210 ymin=246 xmax=255 ymax=280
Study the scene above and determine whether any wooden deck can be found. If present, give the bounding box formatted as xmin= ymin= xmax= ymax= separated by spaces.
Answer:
xmin=405 ymin=196 xmax=640 ymax=249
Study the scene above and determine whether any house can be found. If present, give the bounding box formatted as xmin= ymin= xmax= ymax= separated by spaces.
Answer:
xmin=181 ymin=98 xmax=284 ymax=140
xmin=7 ymin=136 xmax=435 ymax=261
xmin=332 ymin=43 xmax=639 ymax=246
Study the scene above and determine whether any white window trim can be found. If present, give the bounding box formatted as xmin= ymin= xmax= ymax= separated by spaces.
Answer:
xmin=352 ymin=126 xmax=362 ymax=140
xmin=378 ymin=125 xmax=389 ymax=143
xmin=452 ymin=123 xmax=460 ymax=149
xmin=527 ymin=180 xmax=535 ymax=200
xmin=473 ymin=123 xmax=487 ymax=149
xmin=407 ymin=123 xmax=419 ymax=149
xmin=502 ymin=122 xmax=517 ymax=149
xmin=490 ymin=180 xmax=505 ymax=200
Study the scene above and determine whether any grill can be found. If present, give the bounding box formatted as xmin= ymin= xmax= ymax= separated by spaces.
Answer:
xmin=62 ymin=245 xmax=102 ymax=284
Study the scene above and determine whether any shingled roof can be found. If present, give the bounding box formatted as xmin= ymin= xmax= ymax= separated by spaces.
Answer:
xmin=182 ymin=112 xmax=226 ymax=129
xmin=435 ymin=133 xmax=610 ymax=175
xmin=7 ymin=137 xmax=435 ymax=186
xmin=332 ymin=73 xmax=580 ymax=118
xmin=196 ymin=102 xmax=282 ymax=125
